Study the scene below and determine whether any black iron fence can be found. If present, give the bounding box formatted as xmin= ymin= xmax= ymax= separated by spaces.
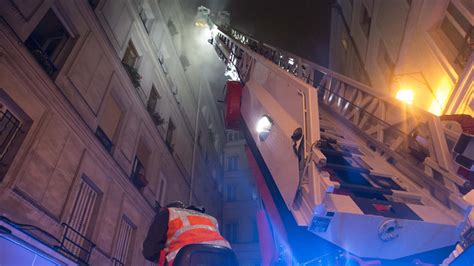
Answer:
xmin=0 ymin=110 xmax=23 ymax=163
xmin=58 ymin=223 xmax=96 ymax=265
xmin=111 ymin=257 xmax=125 ymax=266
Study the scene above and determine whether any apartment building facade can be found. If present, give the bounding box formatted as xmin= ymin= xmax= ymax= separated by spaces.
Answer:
xmin=222 ymin=130 xmax=261 ymax=266
xmin=0 ymin=0 xmax=225 ymax=265
xmin=329 ymin=0 xmax=473 ymax=115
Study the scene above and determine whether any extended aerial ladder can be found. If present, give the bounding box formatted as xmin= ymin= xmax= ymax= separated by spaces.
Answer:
xmin=211 ymin=25 xmax=474 ymax=265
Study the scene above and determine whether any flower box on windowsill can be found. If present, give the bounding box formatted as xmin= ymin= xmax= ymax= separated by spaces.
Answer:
xmin=122 ymin=62 xmax=142 ymax=89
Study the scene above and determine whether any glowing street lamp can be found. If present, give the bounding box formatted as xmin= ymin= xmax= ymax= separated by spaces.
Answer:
xmin=256 ymin=115 xmax=273 ymax=141
xmin=396 ymin=89 xmax=414 ymax=105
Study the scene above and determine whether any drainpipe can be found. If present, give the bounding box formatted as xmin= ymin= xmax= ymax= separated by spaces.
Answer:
xmin=189 ymin=77 xmax=202 ymax=205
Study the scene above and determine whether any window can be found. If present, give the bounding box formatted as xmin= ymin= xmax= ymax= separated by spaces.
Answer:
xmin=226 ymin=131 xmax=236 ymax=142
xmin=180 ymin=55 xmax=190 ymax=70
xmin=227 ymin=156 xmax=238 ymax=171
xmin=131 ymin=139 xmax=150 ymax=190
xmin=146 ymin=85 xmax=160 ymax=114
xmin=112 ymin=216 xmax=135 ymax=265
xmin=359 ymin=5 xmax=371 ymax=38
xmin=122 ymin=41 xmax=141 ymax=89
xmin=431 ymin=1 xmax=473 ymax=74
xmin=167 ymin=19 xmax=178 ymax=36
xmin=0 ymin=90 xmax=32 ymax=182
xmin=156 ymin=173 xmax=167 ymax=206
xmin=226 ymin=185 xmax=236 ymax=201
xmin=252 ymin=220 xmax=259 ymax=242
xmin=226 ymin=131 xmax=242 ymax=142
xmin=0 ymin=111 xmax=21 ymax=160
xmin=131 ymin=157 xmax=146 ymax=190
xmin=139 ymin=3 xmax=154 ymax=34
xmin=65 ymin=177 xmax=101 ymax=262
xmin=96 ymin=94 xmax=122 ymax=152
xmin=225 ymin=222 xmax=239 ymax=243
xmin=25 ymin=9 xmax=73 ymax=77
xmin=88 ymin=0 xmax=100 ymax=9
xmin=377 ymin=40 xmax=394 ymax=83
xmin=122 ymin=41 xmax=139 ymax=67
xmin=165 ymin=119 xmax=175 ymax=152
xmin=197 ymin=131 xmax=202 ymax=150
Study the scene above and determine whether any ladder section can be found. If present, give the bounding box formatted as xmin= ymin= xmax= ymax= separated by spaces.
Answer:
xmin=213 ymin=27 xmax=469 ymax=212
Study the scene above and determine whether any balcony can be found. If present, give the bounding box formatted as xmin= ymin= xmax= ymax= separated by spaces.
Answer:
xmin=58 ymin=223 xmax=96 ymax=265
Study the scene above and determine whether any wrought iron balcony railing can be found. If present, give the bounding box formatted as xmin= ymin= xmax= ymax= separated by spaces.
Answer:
xmin=58 ymin=222 xmax=96 ymax=265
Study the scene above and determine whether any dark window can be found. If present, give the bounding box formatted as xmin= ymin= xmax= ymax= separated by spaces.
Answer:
xmin=112 ymin=216 xmax=135 ymax=265
xmin=139 ymin=8 xmax=154 ymax=34
xmin=64 ymin=177 xmax=100 ymax=264
xmin=131 ymin=156 xmax=147 ymax=190
xmin=95 ymin=127 xmax=113 ymax=152
xmin=96 ymin=94 xmax=122 ymax=152
xmin=252 ymin=221 xmax=259 ymax=242
xmin=25 ymin=9 xmax=72 ymax=77
xmin=88 ymin=0 xmax=100 ymax=9
xmin=440 ymin=16 xmax=466 ymax=52
xmin=197 ymin=131 xmax=202 ymax=150
xmin=360 ymin=5 xmax=371 ymax=38
xmin=227 ymin=156 xmax=238 ymax=171
xmin=377 ymin=41 xmax=395 ymax=83
xmin=180 ymin=55 xmax=190 ymax=70
xmin=165 ymin=119 xmax=175 ymax=152
xmin=430 ymin=2 xmax=473 ymax=73
xmin=447 ymin=2 xmax=471 ymax=33
xmin=131 ymin=139 xmax=150 ymax=191
xmin=122 ymin=41 xmax=141 ymax=88
xmin=225 ymin=222 xmax=239 ymax=243
xmin=226 ymin=185 xmax=236 ymax=201
xmin=157 ymin=177 xmax=166 ymax=205
xmin=122 ymin=41 xmax=139 ymax=68
xmin=167 ymin=19 xmax=178 ymax=36
xmin=146 ymin=85 xmax=160 ymax=114
xmin=0 ymin=90 xmax=32 ymax=182
xmin=0 ymin=111 xmax=21 ymax=160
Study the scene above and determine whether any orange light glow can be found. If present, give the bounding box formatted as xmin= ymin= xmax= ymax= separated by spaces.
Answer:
xmin=396 ymin=89 xmax=414 ymax=105
xmin=428 ymin=78 xmax=452 ymax=116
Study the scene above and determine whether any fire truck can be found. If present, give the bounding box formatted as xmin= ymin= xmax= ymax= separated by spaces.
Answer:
xmin=213 ymin=26 xmax=474 ymax=265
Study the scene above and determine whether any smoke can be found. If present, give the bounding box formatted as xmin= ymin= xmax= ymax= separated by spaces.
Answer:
xmin=178 ymin=1 xmax=229 ymax=100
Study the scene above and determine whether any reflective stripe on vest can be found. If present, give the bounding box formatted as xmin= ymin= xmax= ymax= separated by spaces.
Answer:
xmin=164 ymin=208 xmax=230 ymax=263
xmin=166 ymin=239 xmax=231 ymax=263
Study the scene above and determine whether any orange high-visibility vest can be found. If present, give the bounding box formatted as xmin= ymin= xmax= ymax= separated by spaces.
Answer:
xmin=163 ymin=207 xmax=231 ymax=265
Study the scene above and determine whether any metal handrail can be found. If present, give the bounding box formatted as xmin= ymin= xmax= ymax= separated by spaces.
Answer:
xmin=59 ymin=222 xmax=96 ymax=265
xmin=212 ymin=25 xmax=470 ymax=209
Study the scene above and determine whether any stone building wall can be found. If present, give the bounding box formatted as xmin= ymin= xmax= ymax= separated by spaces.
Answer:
xmin=0 ymin=0 xmax=224 ymax=265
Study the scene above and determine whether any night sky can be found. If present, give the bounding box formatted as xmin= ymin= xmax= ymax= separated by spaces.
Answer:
xmin=185 ymin=0 xmax=333 ymax=66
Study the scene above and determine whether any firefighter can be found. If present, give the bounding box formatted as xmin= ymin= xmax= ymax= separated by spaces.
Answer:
xmin=143 ymin=201 xmax=231 ymax=265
